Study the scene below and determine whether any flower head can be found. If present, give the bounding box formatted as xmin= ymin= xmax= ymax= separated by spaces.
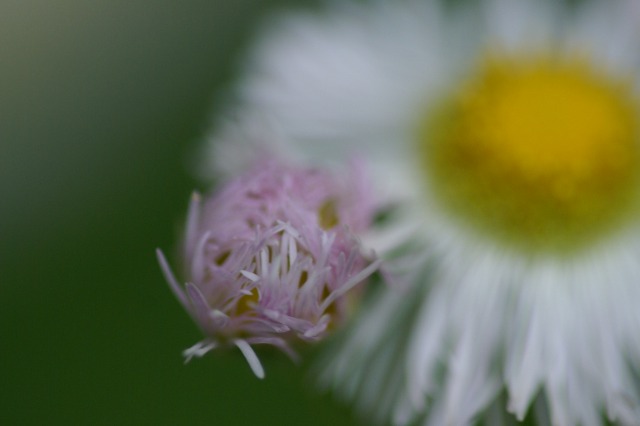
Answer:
xmin=211 ymin=0 xmax=640 ymax=423
xmin=158 ymin=158 xmax=379 ymax=378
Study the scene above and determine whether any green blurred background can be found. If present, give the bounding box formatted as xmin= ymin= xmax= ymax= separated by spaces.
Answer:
xmin=1 ymin=1 xmax=358 ymax=424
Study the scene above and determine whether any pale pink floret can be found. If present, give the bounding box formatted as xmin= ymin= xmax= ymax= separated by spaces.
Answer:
xmin=157 ymin=159 xmax=379 ymax=378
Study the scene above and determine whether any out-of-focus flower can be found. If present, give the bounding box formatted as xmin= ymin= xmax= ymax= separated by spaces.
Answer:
xmin=209 ymin=0 xmax=640 ymax=424
xmin=157 ymin=159 xmax=379 ymax=378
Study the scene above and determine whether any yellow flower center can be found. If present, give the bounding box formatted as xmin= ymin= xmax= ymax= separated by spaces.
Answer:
xmin=422 ymin=55 xmax=640 ymax=253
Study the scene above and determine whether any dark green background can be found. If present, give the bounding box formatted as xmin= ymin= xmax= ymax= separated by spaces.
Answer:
xmin=1 ymin=1 xmax=357 ymax=424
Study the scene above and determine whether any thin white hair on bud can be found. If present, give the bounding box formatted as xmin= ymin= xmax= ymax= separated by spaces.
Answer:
xmin=246 ymin=336 xmax=300 ymax=363
xmin=185 ymin=282 xmax=215 ymax=333
xmin=183 ymin=340 xmax=217 ymax=364
xmin=190 ymin=231 xmax=211 ymax=284
xmin=234 ymin=339 xmax=265 ymax=379
xmin=320 ymin=258 xmax=382 ymax=312
xmin=156 ymin=248 xmax=189 ymax=308
xmin=240 ymin=270 xmax=260 ymax=282
xmin=184 ymin=192 xmax=202 ymax=260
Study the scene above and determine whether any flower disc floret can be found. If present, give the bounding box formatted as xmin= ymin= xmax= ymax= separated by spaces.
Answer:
xmin=422 ymin=55 xmax=640 ymax=253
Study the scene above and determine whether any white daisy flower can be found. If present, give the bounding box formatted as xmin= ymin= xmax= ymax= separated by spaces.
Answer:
xmin=208 ymin=0 xmax=640 ymax=424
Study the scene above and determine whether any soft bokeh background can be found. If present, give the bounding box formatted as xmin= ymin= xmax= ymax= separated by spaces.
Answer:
xmin=1 ymin=1 xmax=358 ymax=424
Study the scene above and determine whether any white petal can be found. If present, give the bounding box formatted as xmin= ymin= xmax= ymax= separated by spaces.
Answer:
xmin=234 ymin=339 xmax=265 ymax=379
